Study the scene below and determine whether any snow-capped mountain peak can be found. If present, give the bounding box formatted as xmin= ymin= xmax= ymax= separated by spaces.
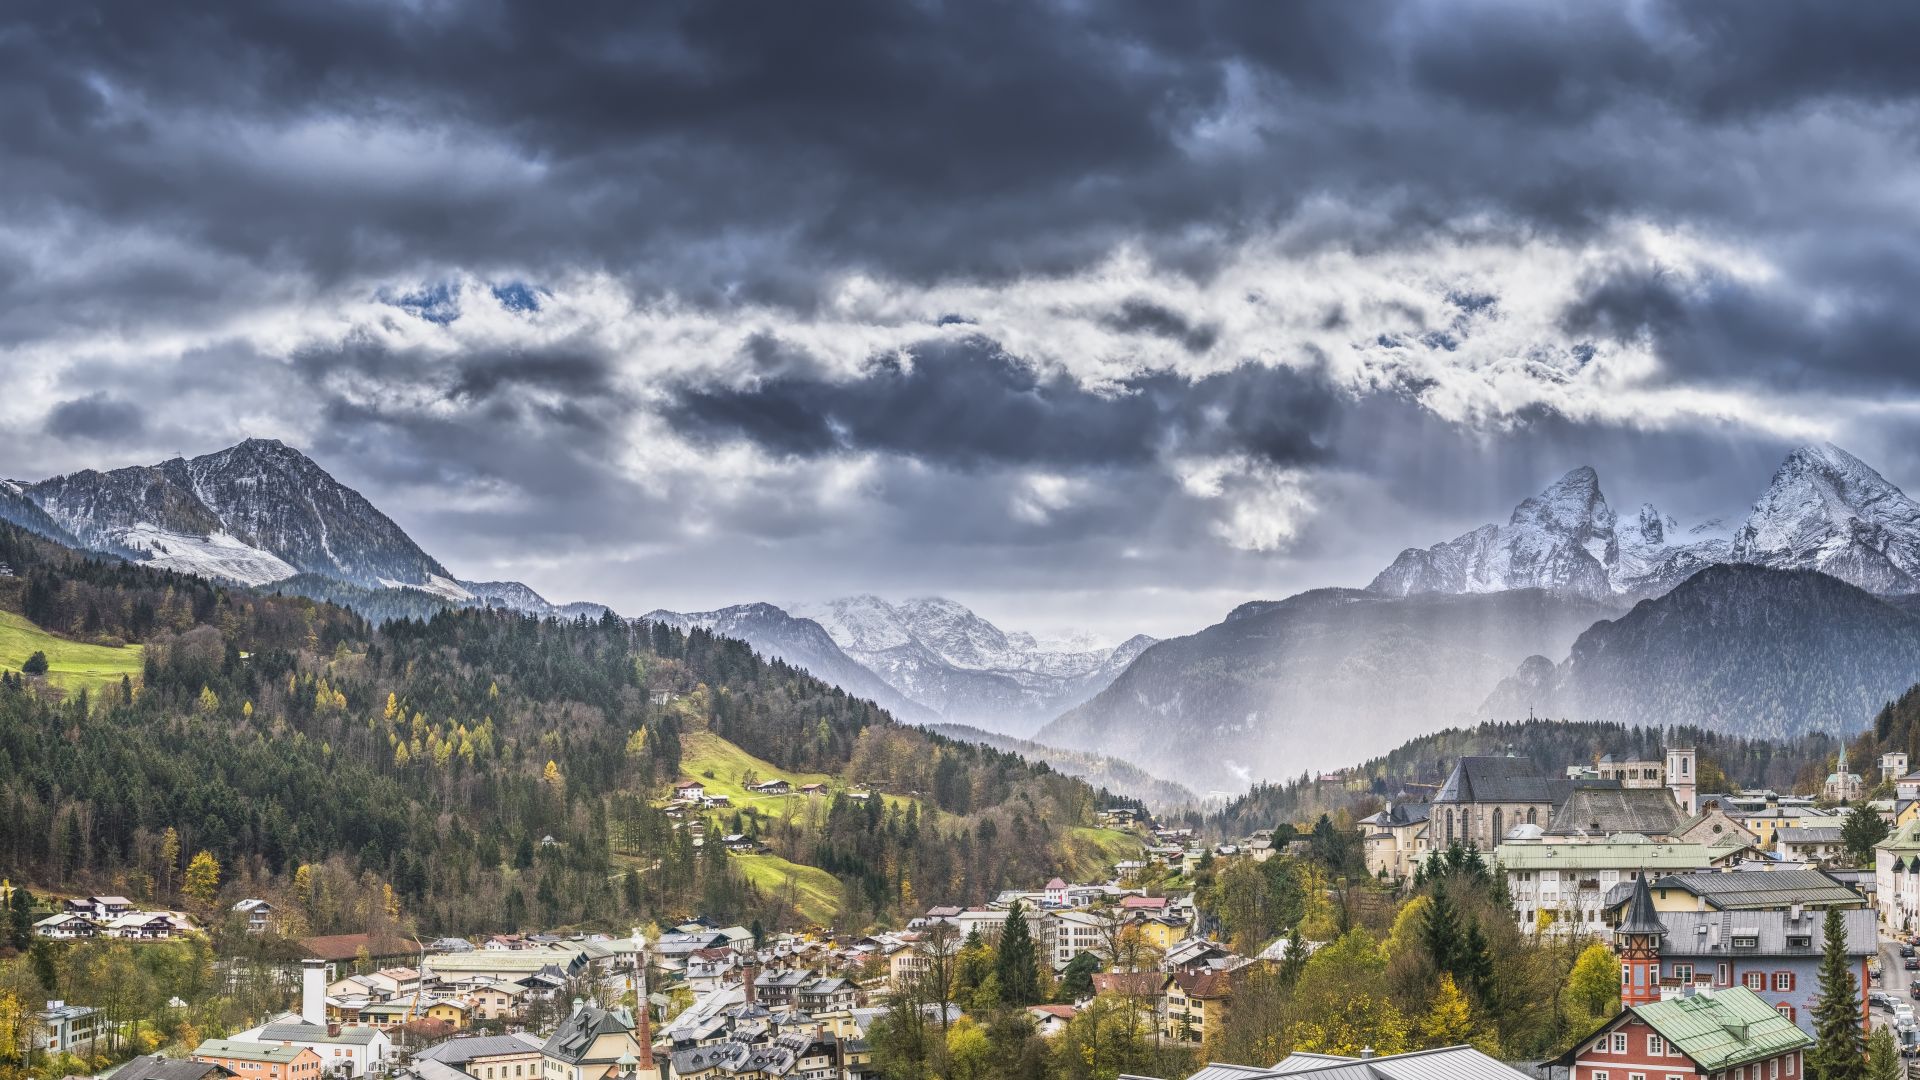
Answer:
xmin=1371 ymin=443 xmax=1920 ymax=600
xmin=1728 ymin=442 xmax=1920 ymax=593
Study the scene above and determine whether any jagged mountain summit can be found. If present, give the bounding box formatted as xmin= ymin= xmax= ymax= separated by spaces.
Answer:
xmin=1368 ymin=465 xmax=1722 ymax=600
xmin=791 ymin=594 xmax=1155 ymax=736
xmin=1728 ymin=443 xmax=1920 ymax=593
xmin=1369 ymin=443 xmax=1920 ymax=601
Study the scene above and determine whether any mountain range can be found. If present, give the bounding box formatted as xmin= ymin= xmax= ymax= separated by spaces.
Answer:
xmin=648 ymin=595 xmax=1153 ymax=737
xmin=16 ymin=436 xmax=1920 ymax=799
xmin=1368 ymin=443 xmax=1920 ymax=600
xmin=1041 ymin=442 xmax=1920 ymax=791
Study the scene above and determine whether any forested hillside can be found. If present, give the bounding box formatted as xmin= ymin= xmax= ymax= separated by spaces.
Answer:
xmin=0 ymin=522 xmax=1120 ymax=936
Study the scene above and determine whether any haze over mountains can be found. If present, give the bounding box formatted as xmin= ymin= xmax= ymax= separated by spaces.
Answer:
xmin=13 ymin=436 xmax=1920 ymax=800
xmin=1040 ymin=442 xmax=1920 ymax=792
xmin=649 ymin=595 xmax=1154 ymax=737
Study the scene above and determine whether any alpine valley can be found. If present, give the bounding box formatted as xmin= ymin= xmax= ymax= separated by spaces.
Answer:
xmin=15 ymin=437 xmax=1920 ymax=800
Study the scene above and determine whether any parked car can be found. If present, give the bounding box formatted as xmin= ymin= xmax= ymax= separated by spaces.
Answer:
xmin=1908 ymin=983 xmax=1920 ymax=1000
xmin=1874 ymin=990 xmax=1893 ymax=1008
xmin=1903 ymin=943 xmax=1916 ymax=958
xmin=1904 ymin=956 xmax=1918 ymax=971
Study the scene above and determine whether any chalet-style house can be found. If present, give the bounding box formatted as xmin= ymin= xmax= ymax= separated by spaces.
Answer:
xmin=1553 ymin=986 xmax=1812 ymax=1080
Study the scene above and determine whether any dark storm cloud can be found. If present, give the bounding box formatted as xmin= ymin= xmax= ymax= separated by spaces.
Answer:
xmin=43 ymin=393 xmax=146 ymax=441
xmin=661 ymin=335 xmax=1337 ymax=469
xmin=11 ymin=0 xmax=1920 ymax=312
xmin=14 ymin=0 xmax=1920 ymax=631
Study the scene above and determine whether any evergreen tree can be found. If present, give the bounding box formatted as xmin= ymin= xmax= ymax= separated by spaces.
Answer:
xmin=1420 ymin=881 xmax=1464 ymax=976
xmin=1843 ymin=804 xmax=1889 ymax=864
xmin=1866 ymin=1025 xmax=1902 ymax=1080
xmin=21 ymin=651 xmax=47 ymax=676
xmin=1807 ymin=906 xmax=1867 ymax=1080
xmin=996 ymin=901 xmax=1040 ymax=1007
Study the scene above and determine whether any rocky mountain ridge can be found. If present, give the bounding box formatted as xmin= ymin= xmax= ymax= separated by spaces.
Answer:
xmin=1368 ymin=443 xmax=1920 ymax=600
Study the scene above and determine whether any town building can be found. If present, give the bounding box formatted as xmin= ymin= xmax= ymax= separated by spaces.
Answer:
xmin=34 ymin=1000 xmax=104 ymax=1058
xmin=538 ymin=1001 xmax=642 ymax=1080
xmin=1631 ymin=868 xmax=1866 ymax=916
xmin=1430 ymin=756 xmax=1583 ymax=849
xmin=107 ymin=1057 xmax=235 ymax=1080
xmin=1670 ymin=800 xmax=1760 ymax=849
xmin=1775 ymin=826 xmax=1845 ymax=865
xmin=192 ymin=1041 xmax=326 ymax=1080
xmin=1494 ymin=836 xmax=1711 ymax=933
xmin=1824 ymin=742 xmax=1866 ymax=803
xmin=1545 ymin=786 xmax=1685 ymax=840
xmin=1552 ymin=986 xmax=1812 ymax=1080
xmin=233 ymin=899 xmax=274 ymax=934
xmin=1356 ymin=802 xmax=1430 ymax=880
xmin=1883 ymin=751 xmax=1909 ymax=783
xmin=411 ymin=1033 xmax=545 ymax=1080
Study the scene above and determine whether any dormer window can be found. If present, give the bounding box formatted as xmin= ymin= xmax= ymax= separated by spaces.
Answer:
xmin=1732 ymin=935 xmax=1758 ymax=948
xmin=1787 ymin=935 xmax=1811 ymax=948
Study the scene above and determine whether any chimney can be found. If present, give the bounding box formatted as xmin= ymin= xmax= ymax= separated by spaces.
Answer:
xmin=743 ymin=961 xmax=757 ymax=1006
xmin=1790 ymin=903 xmax=1803 ymax=923
xmin=572 ymin=997 xmax=585 ymax=1018
xmin=1359 ymin=1047 xmax=1376 ymax=1060
xmin=301 ymin=959 xmax=327 ymax=1026
xmin=631 ymin=930 xmax=656 ymax=1078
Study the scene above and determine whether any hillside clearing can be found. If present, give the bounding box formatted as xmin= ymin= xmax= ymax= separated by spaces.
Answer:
xmin=733 ymin=852 xmax=842 ymax=925
xmin=0 ymin=610 xmax=143 ymax=695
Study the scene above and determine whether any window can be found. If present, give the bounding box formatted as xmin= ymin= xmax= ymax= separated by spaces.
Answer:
xmin=1776 ymin=1004 xmax=1795 ymax=1022
xmin=1593 ymin=1072 xmax=1609 ymax=1080
xmin=1744 ymin=972 xmax=1765 ymax=990
xmin=1717 ymin=963 xmax=1729 ymax=986
xmin=1671 ymin=963 xmax=1693 ymax=983
xmin=1773 ymin=971 xmax=1794 ymax=992
xmin=1786 ymin=1053 xmax=1797 ymax=1076
xmin=1734 ymin=935 xmax=1758 ymax=948
xmin=1770 ymin=1060 xmax=1779 ymax=1080
xmin=1614 ymin=1034 xmax=1629 ymax=1053
xmin=1648 ymin=1035 xmax=1666 ymax=1055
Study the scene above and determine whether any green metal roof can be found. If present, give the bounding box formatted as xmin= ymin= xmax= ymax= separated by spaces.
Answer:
xmin=1634 ymin=988 xmax=1812 ymax=1071
xmin=1493 ymin=840 xmax=1710 ymax=871
xmin=1878 ymin=817 xmax=1920 ymax=854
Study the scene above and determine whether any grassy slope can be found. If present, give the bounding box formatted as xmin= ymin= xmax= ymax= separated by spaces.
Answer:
xmin=677 ymin=730 xmax=922 ymax=814
xmin=733 ymin=852 xmax=843 ymax=925
xmin=1063 ymin=826 xmax=1143 ymax=880
xmin=0 ymin=610 xmax=143 ymax=694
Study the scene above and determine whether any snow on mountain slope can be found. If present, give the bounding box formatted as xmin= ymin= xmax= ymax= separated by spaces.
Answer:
xmin=1729 ymin=443 xmax=1920 ymax=593
xmin=118 ymin=523 xmax=299 ymax=586
xmin=24 ymin=438 xmax=458 ymax=592
xmin=642 ymin=603 xmax=932 ymax=721
xmin=789 ymin=595 xmax=1155 ymax=735
xmin=1368 ymin=466 xmax=1723 ymax=599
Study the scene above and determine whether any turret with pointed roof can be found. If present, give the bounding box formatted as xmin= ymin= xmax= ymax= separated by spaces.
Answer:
xmin=1615 ymin=875 xmax=1666 ymax=1007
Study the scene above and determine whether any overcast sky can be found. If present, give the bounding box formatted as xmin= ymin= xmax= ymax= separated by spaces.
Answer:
xmin=8 ymin=2 xmax=1920 ymax=639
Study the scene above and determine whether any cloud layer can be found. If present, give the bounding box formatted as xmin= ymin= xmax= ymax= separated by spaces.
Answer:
xmin=6 ymin=1 xmax=1920 ymax=635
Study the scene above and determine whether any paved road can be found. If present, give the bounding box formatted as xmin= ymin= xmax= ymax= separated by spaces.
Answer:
xmin=1877 ymin=938 xmax=1914 ymax=1047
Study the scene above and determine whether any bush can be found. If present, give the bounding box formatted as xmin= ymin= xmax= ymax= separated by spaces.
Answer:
xmin=22 ymin=651 xmax=48 ymax=676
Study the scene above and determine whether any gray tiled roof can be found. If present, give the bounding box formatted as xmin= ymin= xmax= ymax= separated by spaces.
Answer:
xmin=107 ymin=1057 xmax=234 ymax=1080
xmin=1434 ymin=757 xmax=1613 ymax=806
xmin=1648 ymin=868 xmax=1863 ymax=910
xmin=412 ymin=1034 xmax=543 ymax=1065
xmin=1547 ymin=787 xmax=1684 ymax=837
xmin=1776 ymin=826 xmax=1844 ymax=843
xmin=1657 ymin=907 xmax=1875 ymax=958
xmin=1183 ymin=1045 xmax=1532 ymax=1078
